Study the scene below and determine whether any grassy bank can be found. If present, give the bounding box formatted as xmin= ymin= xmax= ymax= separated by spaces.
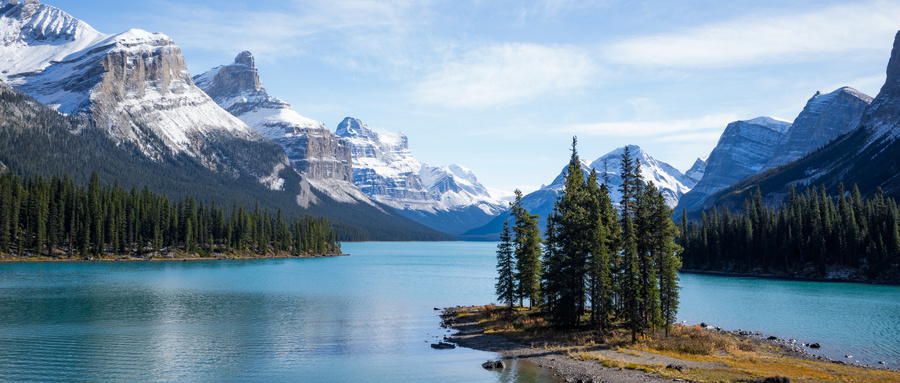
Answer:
xmin=452 ymin=305 xmax=899 ymax=383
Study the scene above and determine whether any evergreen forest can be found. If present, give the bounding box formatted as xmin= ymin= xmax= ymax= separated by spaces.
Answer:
xmin=0 ymin=171 xmax=340 ymax=259
xmin=497 ymin=140 xmax=681 ymax=341
xmin=679 ymin=185 xmax=900 ymax=282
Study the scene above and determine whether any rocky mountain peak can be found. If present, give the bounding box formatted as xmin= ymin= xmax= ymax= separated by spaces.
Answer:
xmin=764 ymin=86 xmax=871 ymax=170
xmin=881 ymin=31 xmax=900 ymax=97
xmin=194 ymin=51 xmax=263 ymax=102
xmin=676 ymin=116 xmax=790 ymax=213
xmin=336 ymin=117 xmax=380 ymax=141
xmin=685 ymin=156 xmax=707 ymax=182
xmin=860 ymin=30 xmax=900 ymax=139
xmin=196 ymin=53 xmax=359 ymax=190
xmin=234 ymin=50 xmax=255 ymax=67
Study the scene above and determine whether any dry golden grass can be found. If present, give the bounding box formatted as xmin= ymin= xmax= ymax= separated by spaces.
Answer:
xmin=461 ymin=305 xmax=899 ymax=383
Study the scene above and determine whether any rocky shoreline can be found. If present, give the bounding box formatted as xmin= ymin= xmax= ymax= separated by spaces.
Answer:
xmin=439 ymin=306 xmax=897 ymax=383
xmin=440 ymin=307 xmax=674 ymax=383
xmin=680 ymin=269 xmax=900 ymax=286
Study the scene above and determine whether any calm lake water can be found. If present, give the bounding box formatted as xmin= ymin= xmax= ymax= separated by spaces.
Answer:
xmin=0 ymin=242 xmax=897 ymax=382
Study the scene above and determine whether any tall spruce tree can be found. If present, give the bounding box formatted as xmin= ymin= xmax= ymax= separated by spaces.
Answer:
xmin=585 ymin=170 xmax=616 ymax=331
xmin=495 ymin=220 xmax=516 ymax=308
xmin=619 ymin=146 xmax=644 ymax=342
xmin=545 ymin=137 xmax=591 ymax=327
xmin=511 ymin=189 xmax=542 ymax=308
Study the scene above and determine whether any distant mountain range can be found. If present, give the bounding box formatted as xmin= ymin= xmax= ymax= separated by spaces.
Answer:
xmin=3 ymin=0 xmax=900 ymax=240
xmin=464 ymin=145 xmax=696 ymax=240
xmin=696 ymin=31 xmax=900 ymax=213
xmin=0 ymin=0 xmax=451 ymax=241
xmin=676 ymin=87 xmax=873 ymax=216
xmin=335 ymin=117 xmax=506 ymax=235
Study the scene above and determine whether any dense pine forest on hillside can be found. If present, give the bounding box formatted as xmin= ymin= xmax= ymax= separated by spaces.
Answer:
xmin=679 ymin=185 xmax=900 ymax=282
xmin=0 ymin=171 xmax=340 ymax=259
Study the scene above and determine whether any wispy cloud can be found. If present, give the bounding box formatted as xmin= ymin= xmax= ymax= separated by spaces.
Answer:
xmin=413 ymin=43 xmax=598 ymax=109
xmin=563 ymin=113 xmax=739 ymax=137
xmin=607 ymin=0 xmax=900 ymax=68
xmin=144 ymin=0 xmax=428 ymax=73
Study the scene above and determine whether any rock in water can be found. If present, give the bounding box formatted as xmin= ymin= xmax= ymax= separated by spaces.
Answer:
xmin=482 ymin=360 xmax=505 ymax=369
xmin=430 ymin=342 xmax=455 ymax=350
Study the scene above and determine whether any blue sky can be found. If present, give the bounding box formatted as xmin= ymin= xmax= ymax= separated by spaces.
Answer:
xmin=46 ymin=0 xmax=900 ymax=195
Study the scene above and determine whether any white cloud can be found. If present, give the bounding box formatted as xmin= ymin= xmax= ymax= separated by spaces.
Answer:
xmin=607 ymin=0 xmax=900 ymax=68
xmin=145 ymin=0 xmax=427 ymax=72
xmin=564 ymin=113 xmax=739 ymax=137
xmin=413 ymin=43 xmax=597 ymax=109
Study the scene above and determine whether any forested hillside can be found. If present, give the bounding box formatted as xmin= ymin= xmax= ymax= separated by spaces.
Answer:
xmin=0 ymin=171 xmax=340 ymax=258
xmin=0 ymin=82 xmax=452 ymax=241
xmin=679 ymin=185 xmax=900 ymax=282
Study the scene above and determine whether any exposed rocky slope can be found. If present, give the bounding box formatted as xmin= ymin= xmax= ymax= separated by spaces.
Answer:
xmin=0 ymin=0 xmax=286 ymax=185
xmin=678 ymin=87 xmax=872 ymax=216
xmin=195 ymin=51 xmax=376 ymax=206
xmin=764 ymin=87 xmax=872 ymax=170
xmin=685 ymin=156 xmax=707 ymax=183
xmin=701 ymin=30 xmax=900 ymax=214
xmin=336 ymin=117 xmax=505 ymax=235
xmin=676 ymin=117 xmax=791 ymax=213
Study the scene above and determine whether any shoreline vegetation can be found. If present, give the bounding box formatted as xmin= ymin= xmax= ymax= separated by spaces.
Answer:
xmin=442 ymin=305 xmax=899 ymax=383
xmin=679 ymin=186 xmax=900 ymax=285
xmin=0 ymin=250 xmax=346 ymax=263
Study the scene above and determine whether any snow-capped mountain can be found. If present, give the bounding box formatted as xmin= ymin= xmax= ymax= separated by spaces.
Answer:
xmin=195 ymin=51 xmax=374 ymax=207
xmin=764 ymin=87 xmax=872 ymax=170
xmin=676 ymin=117 xmax=791 ymax=213
xmin=685 ymin=156 xmax=707 ymax=183
xmin=335 ymin=117 xmax=505 ymax=234
xmin=465 ymin=145 xmax=694 ymax=240
xmin=692 ymin=31 xmax=900 ymax=215
xmin=678 ymin=87 xmax=872 ymax=216
xmin=0 ymin=0 xmax=287 ymax=186
xmin=0 ymin=0 xmax=454 ymax=241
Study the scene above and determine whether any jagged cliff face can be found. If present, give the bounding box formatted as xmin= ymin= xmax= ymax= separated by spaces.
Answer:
xmin=677 ymin=117 xmax=791 ymax=212
xmin=335 ymin=117 xmax=505 ymax=234
xmin=335 ymin=117 xmax=434 ymax=210
xmin=764 ymin=87 xmax=872 ymax=170
xmin=195 ymin=51 xmax=354 ymax=184
xmin=700 ymin=30 xmax=900 ymax=212
xmin=0 ymin=0 xmax=289 ymax=187
xmin=862 ymin=30 xmax=900 ymax=140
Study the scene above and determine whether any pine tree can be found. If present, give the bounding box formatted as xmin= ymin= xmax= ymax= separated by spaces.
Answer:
xmin=619 ymin=146 xmax=644 ymax=342
xmin=495 ymin=220 xmax=516 ymax=308
xmin=585 ymin=170 xmax=615 ymax=331
xmin=511 ymin=189 xmax=542 ymax=308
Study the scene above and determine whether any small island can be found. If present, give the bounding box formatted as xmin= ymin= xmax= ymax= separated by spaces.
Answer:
xmin=448 ymin=143 xmax=900 ymax=382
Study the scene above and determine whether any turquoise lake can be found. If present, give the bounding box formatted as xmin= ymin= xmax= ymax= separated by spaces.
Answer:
xmin=0 ymin=242 xmax=897 ymax=382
